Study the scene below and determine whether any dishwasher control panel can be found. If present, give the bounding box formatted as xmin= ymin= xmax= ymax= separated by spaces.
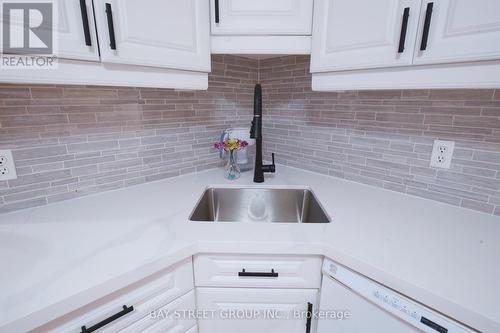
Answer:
xmin=372 ymin=286 xmax=448 ymax=333
xmin=323 ymin=259 xmax=474 ymax=333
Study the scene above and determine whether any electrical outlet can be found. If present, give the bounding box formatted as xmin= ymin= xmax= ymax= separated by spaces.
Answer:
xmin=430 ymin=140 xmax=455 ymax=169
xmin=0 ymin=150 xmax=17 ymax=181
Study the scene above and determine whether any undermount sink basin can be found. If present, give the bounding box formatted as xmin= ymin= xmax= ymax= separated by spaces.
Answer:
xmin=189 ymin=187 xmax=331 ymax=223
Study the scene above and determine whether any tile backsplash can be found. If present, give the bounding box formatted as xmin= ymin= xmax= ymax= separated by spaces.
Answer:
xmin=261 ymin=56 xmax=500 ymax=216
xmin=1 ymin=54 xmax=500 ymax=216
xmin=0 ymin=55 xmax=257 ymax=213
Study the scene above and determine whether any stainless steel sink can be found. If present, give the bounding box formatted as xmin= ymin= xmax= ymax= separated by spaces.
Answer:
xmin=189 ymin=187 xmax=331 ymax=223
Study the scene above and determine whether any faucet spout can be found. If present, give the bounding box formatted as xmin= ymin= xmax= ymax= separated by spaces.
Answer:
xmin=251 ymin=83 xmax=275 ymax=183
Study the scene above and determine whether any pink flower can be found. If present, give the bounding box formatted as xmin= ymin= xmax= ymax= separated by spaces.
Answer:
xmin=214 ymin=139 xmax=249 ymax=151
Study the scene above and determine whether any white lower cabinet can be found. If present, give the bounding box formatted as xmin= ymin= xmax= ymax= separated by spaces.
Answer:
xmin=194 ymin=254 xmax=322 ymax=333
xmin=194 ymin=254 xmax=322 ymax=289
xmin=34 ymin=255 xmax=322 ymax=333
xmin=196 ymin=288 xmax=318 ymax=333
xmin=118 ymin=290 xmax=196 ymax=333
xmin=35 ymin=258 xmax=195 ymax=333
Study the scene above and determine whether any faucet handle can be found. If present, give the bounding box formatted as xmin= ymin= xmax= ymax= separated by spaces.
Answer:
xmin=250 ymin=120 xmax=256 ymax=139
xmin=262 ymin=153 xmax=276 ymax=173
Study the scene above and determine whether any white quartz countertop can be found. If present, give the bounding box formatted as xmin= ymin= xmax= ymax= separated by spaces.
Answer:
xmin=1 ymin=166 xmax=499 ymax=333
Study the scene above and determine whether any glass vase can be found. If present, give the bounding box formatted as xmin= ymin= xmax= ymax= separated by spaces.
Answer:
xmin=225 ymin=150 xmax=241 ymax=180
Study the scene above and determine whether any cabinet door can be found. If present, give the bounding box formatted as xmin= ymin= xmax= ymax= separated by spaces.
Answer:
xmin=93 ymin=0 xmax=210 ymax=72
xmin=0 ymin=0 xmax=99 ymax=61
xmin=55 ymin=0 xmax=99 ymax=61
xmin=197 ymin=288 xmax=318 ymax=333
xmin=413 ymin=0 xmax=500 ymax=65
xmin=117 ymin=291 xmax=197 ymax=333
xmin=37 ymin=258 xmax=194 ymax=333
xmin=311 ymin=0 xmax=422 ymax=72
xmin=210 ymin=0 xmax=314 ymax=35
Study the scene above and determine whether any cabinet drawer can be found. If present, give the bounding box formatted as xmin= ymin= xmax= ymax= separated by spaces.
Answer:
xmin=118 ymin=290 xmax=196 ymax=333
xmin=39 ymin=258 xmax=193 ymax=333
xmin=194 ymin=254 xmax=322 ymax=288
xmin=196 ymin=287 xmax=318 ymax=333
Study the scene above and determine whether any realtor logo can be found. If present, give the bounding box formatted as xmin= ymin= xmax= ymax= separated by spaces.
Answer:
xmin=2 ymin=2 xmax=53 ymax=54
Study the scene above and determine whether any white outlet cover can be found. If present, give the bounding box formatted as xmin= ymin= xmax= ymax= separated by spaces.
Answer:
xmin=0 ymin=150 xmax=17 ymax=181
xmin=430 ymin=140 xmax=455 ymax=169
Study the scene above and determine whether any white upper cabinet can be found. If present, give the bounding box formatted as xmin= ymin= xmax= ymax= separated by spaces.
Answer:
xmin=93 ymin=0 xmax=210 ymax=72
xmin=0 ymin=0 xmax=99 ymax=61
xmin=413 ymin=0 xmax=500 ymax=65
xmin=210 ymin=0 xmax=314 ymax=35
xmin=311 ymin=0 xmax=500 ymax=90
xmin=311 ymin=0 xmax=500 ymax=73
xmin=311 ymin=0 xmax=422 ymax=72
xmin=55 ymin=0 xmax=100 ymax=61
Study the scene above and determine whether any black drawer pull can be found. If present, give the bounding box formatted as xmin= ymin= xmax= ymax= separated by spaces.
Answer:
xmin=238 ymin=268 xmax=279 ymax=277
xmin=79 ymin=0 xmax=92 ymax=46
xmin=305 ymin=302 xmax=313 ymax=333
xmin=105 ymin=3 xmax=116 ymax=50
xmin=80 ymin=305 xmax=133 ymax=333
xmin=214 ymin=0 xmax=220 ymax=23
xmin=398 ymin=7 xmax=410 ymax=53
xmin=420 ymin=2 xmax=434 ymax=51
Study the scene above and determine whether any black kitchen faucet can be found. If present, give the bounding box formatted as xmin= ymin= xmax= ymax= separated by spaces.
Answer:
xmin=250 ymin=83 xmax=275 ymax=183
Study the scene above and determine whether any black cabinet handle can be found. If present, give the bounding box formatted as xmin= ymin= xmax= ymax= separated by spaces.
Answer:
xmin=305 ymin=302 xmax=313 ymax=333
xmin=79 ymin=0 xmax=92 ymax=46
xmin=420 ymin=2 xmax=434 ymax=51
xmin=105 ymin=3 xmax=116 ymax=50
xmin=238 ymin=268 xmax=279 ymax=277
xmin=214 ymin=0 xmax=220 ymax=24
xmin=80 ymin=305 xmax=133 ymax=333
xmin=398 ymin=7 xmax=410 ymax=53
